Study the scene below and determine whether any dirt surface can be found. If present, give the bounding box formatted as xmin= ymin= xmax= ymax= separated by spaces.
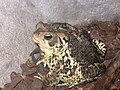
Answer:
xmin=1 ymin=0 xmax=120 ymax=87
xmin=2 ymin=21 xmax=120 ymax=90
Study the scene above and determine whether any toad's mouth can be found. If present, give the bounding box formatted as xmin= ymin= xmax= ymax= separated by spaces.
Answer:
xmin=32 ymin=35 xmax=40 ymax=44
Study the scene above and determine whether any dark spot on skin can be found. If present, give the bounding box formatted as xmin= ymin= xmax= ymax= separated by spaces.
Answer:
xmin=59 ymin=80 xmax=64 ymax=84
xmin=63 ymin=37 xmax=68 ymax=42
xmin=56 ymin=46 xmax=59 ymax=48
xmin=98 ymin=40 xmax=101 ymax=43
xmin=73 ymin=66 xmax=77 ymax=70
xmin=63 ymin=66 xmax=71 ymax=71
xmin=65 ymin=53 xmax=69 ymax=57
xmin=62 ymin=24 xmax=67 ymax=28
xmin=66 ymin=59 xmax=70 ymax=64
xmin=60 ymin=69 xmax=63 ymax=73
xmin=64 ymin=64 xmax=68 ymax=67
xmin=49 ymin=58 xmax=51 ymax=63
xmin=100 ymin=44 xmax=104 ymax=46
xmin=62 ymin=77 xmax=64 ymax=79
xmin=64 ymin=76 xmax=69 ymax=78
xmin=65 ymin=49 xmax=67 ymax=52
xmin=52 ymin=65 xmax=54 ymax=67
xmin=52 ymin=60 xmax=54 ymax=63
xmin=56 ymin=71 xmax=59 ymax=74
xmin=52 ymin=54 xmax=56 ymax=58
xmin=70 ymin=54 xmax=73 ymax=57
xmin=59 ymin=37 xmax=63 ymax=44
xmin=60 ymin=60 xmax=64 ymax=64
xmin=65 ymin=71 xmax=68 ymax=74
xmin=62 ymin=56 xmax=65 ymax=59
xmin=69 ymin=70 xmax=74 ymax=76
xmin=59 ymin=45 xmax=63 ymax=48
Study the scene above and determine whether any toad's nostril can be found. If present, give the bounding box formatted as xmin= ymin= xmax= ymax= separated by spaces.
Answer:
xmin=37 ymin=32 xmax=40 ymax=35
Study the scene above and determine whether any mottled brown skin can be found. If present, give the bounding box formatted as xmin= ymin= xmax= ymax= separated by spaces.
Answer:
xmin=32 ymin=21 xmax=107 ymax=88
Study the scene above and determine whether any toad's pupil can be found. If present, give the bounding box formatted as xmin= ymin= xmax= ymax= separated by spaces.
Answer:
xmin=44 ymin=34 xmax=53 ymax=40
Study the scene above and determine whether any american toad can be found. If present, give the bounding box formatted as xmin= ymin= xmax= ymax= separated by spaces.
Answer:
xmin=32 ymin=21 xmax=107 ymax=88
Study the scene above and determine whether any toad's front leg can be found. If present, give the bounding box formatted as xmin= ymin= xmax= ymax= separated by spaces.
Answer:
xmin=34 ymin=72 xmax=55 ymax=86
xmin=36 ymin=59 xmax=47 ymax=67
xmin=44 ymin=74 xmax=59 ymax=86
xmin=34 ymin=70 xmax=59 ymax=86
xmin=34 ymin=72 xmax=45 ymax=81
xmin=43 ymin=67 xmax=60 ymax=86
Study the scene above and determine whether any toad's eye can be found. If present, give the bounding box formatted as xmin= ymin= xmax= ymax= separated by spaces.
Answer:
xmin=44 ymin=34 xmax=53 ymax=40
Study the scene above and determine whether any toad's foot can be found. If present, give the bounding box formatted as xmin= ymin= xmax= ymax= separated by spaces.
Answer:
xmin=34 ymin=73 xmax=44 ymax=80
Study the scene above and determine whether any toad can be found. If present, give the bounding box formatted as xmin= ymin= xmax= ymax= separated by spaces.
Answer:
xmin=32 ymin=21 xmax=107 ymax=88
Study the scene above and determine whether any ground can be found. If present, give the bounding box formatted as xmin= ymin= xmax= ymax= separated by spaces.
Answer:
xmin=3 ymin=21 xmax=120 ymax=90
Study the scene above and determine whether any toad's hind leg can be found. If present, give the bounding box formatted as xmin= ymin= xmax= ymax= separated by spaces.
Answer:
xmin=92 ymin=38 xmax=107 ymax=56
xmin=56 ymin=82 xmax=79 ymax=88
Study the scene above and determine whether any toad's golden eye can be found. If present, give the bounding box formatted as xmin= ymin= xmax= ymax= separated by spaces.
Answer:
xmin=44 ymin=34 xmax=53 ymax=40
